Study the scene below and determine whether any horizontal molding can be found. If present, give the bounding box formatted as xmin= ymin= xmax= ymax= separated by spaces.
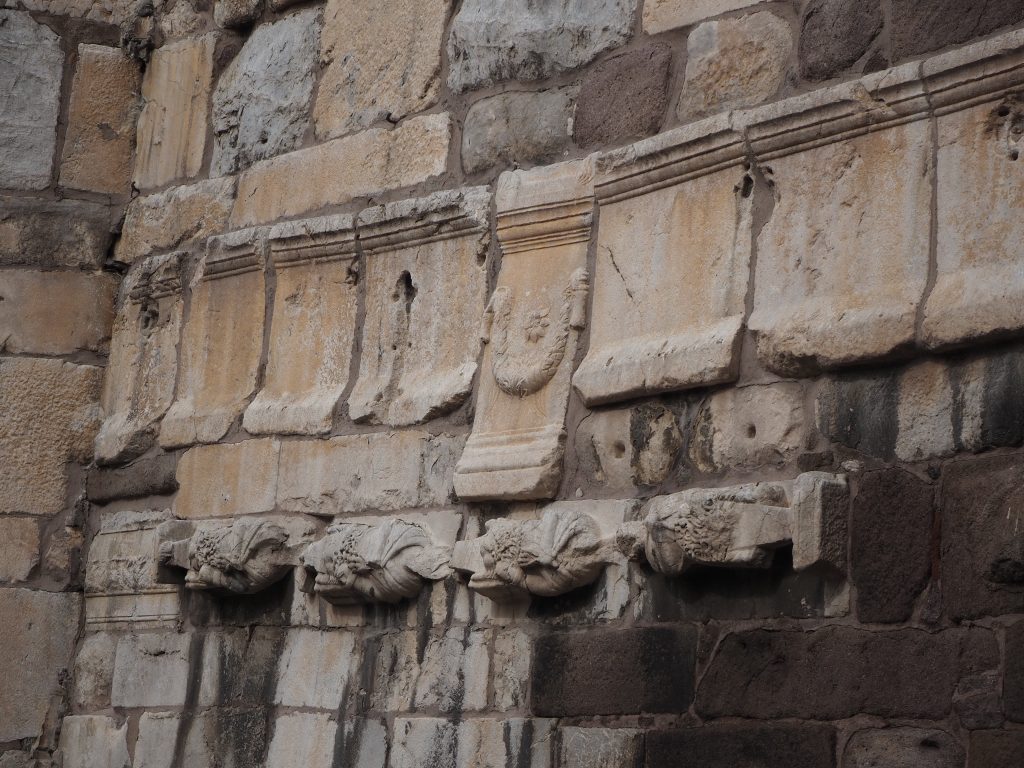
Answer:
xmin=204 ymin=227 xmax=266 ymax=281
xmin=496 ymin=198 xmax=593 ymax=255
xmin=357 ymin=187 xmax=490 ymax=256
xmin=268 ymin=213 xmax=356 ymax=269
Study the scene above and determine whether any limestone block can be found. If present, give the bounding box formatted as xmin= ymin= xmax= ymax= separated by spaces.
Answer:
xmin=60 ymin=45 xmax=141 ymax=195
xmin=0 ymin=518 xmax=39 ymax=582
xmin=0 ymin=11 xmax=63 ymax=191
xmin=844 ymin=728 xmax=964 ymax=768
xmin=579 ymin=404 xmax=682 ymax=491
xmin=749 ymin=118 xmax=932 ymax=375
xmin=115 ymin=177 xmax=237 ymax=265
xmin=214 ymin=0 xmax=261 ymax=27
xmin=0 ymin=358 xmax=101 ymax=516
xmin=894 ymin=359 xmax=956 ymax=461
xmin=678 ymin=11 xmax=792 ymax=119
xmin=274 ymin=629 xmax=358 ymax=709
xmin=573 ymin=116 xmax=750 ymax=405
xmin=0 ymin=588 xmax=82 ymax=741
xmin=334 ymin=719 xmax=388 ymax=768
xmin=265 ymin=713 xmax=336 ymax=768
xmin=0 ymin=197 xmax=111 ymax=269
xmin=231 ymin=114 xmax=451 ymax=227
xmin=212 ymin=10 xmax=320 ymax=176
xmin=6 ymin=0 xmax=132 ymax=22
xmin=455 ymin=159 xmax=593 ymax=501
xmin=643 ymin=0 xmax=765 ymax=33
xmin=72 ymin=632 xmax=117 ymax=710
xmin=134 ymin=34 xmax=215 ymax=189
xmin=243 ymin=215 xmax=357 ymax=435
xmin=349 ymin=188 xmax=489 ymax=426
xmin=413 ymin=627 xmax=490 ymax=712
xmin=390 ymin=717 xmax=555 ymax=768
xmin=492 ymin=628 xmax=529 ymax=710
xmin=133 ymin=712 xmax=181 ymax=768
xmin=57 ymin=716 xmax=129 ymax=768
xmin=314 ymin=0 xmax=449 ymax=139
xmin=96 ymin=253 xmax=184 ymax=463
xmin=559 ymin=727 xmax=643 ymax=768
xmin=160 ymin=229 xmax=266 ymax=447
xmin=446 ymin=0 xmax=635 ymax=93
xmin=174 ymin=439 xmax=279 ymax=518
xmin=922 ymin=99 xmax=1024 ymax=349
xmin=111 ymin=632 xmax=191 ymax=707
xmin=0 ymin=269 xmax=117 ymax=356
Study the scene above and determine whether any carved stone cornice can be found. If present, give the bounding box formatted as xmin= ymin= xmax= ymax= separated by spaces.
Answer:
xmin=268 ymin=213 xmax=357 ymax=270
xmin=203 ymin=227 xmax=266 ymax=281
xmin=357 ymin=187 xmax=490 ymax=255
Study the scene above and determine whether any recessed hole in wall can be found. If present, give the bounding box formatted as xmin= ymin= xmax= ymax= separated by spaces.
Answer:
xmin=613 ymin=440 xmax=626 ymax=458
xmin=746 ymin=424 xmax=757 ymax=439
xmin=740 ymin=175 xmax=754 ymax=198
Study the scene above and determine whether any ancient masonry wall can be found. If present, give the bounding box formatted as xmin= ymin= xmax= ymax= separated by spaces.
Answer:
xmin=1 ymin=1 xmax=1023 ymax=766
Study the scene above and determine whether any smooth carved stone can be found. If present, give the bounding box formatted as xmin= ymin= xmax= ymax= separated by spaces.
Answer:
xmin=95 ymin=252 xmax=184 ymax=463
xmin=573 ymin=116 xmax=750 ymax=405
xmin=455 ymin=159 xmax=593 ymax=501
xmin=618 ymin=472 xmax=848 ymax=575
xmin=244 ymin=215 xmax=357 ymax=435
xmin=160 ymin=229 xmax=266 ymax=447
xmin=349 ymin=189 xmax=489 ymax=426
xmin=174 ymin=439 xmax=279 ymax=519
xmin=300 ymin=518 xmax=451 ymax=605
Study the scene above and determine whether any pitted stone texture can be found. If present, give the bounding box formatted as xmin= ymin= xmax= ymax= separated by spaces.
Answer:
xmin=678 ymin=12 xmax=792 ymax=119
xmin=492 ymin=628 xmax=530 ymax=710
xmin=136 ymin=709 xmax=271 ymax=768
xmin=955 ymin=671 xmax=1004 ymax=730
xmin=891 ymin=0 xmax=1024 ymax=60
xmin=0 ymin=518 xmax=39 ymax=582
xmin=799 ymin=0 xmax=883 ymax=82
xmin=844 ymin=728 xmax=964 ymax=768
xmin=212 ymin=10 xmax=319 ymax=176
xmin=390 ymin=717 xmax=555 ymax=768
xmin=115 ymin=177 xmax=236 ymax=265
xmin=414 ymin=627 xmax=490 ymax=712
xmin=559 ymin=728 xmax=642 ymax=768
xmin=1007 ymin=621 xmax=1024 ymax=721
xmin=214 ymin=0 xmax=261 ymax=27
xmin=60 ymin=45 xmax=140 ymax=195
xmin=0 ymin=270 xmax=116 ymax=355
xmin=265 ymin=713 xmax=336 ymax=768
xmin=894 ymin=360 xmax=957 ymax=461
xmin=970 ymin=730 xmax=1024 ymax=768
xmin=643 ymin=0 xmax=765 ymax=34
xmin=446 ymin=0 xmax=636 ymax=93
xmin=0 ymin=359 xmax=100 ymax=516
xmin=231 ymin=114 xmax=451 ymax=227
xmin=5 ymin=0 xmax=131 ymax=22
xmin=274 ymin=629 xmax=358 ymax=709
xmin=0 ymin=197 xmax=111 ymax=269
xmin=134 ymin=34 xmax=215 ymax=189
xmin=646 ymin=723 xmax=836 ymax=768
xmin=750 ymin=120 xmax=932 ymax=375
xmin=72 ymin=632 xmax=117 ymax=710
xmin=315 ymin=0 xmax=449 ymax=139
xmin=85 ymin=510 xmax=175 ymax=597
xmin=0 ymin=11 xmax=63 ymax=191
xmin=58 ymin=716 xmax=130 ymax=768
xmin=922 ymin=100 xmax=1024 ymax=349
xmin=111 ymin=632 xmax=191 ymax=707
xmin=0 ymin=589 xmax=82 ymax=741
xmin=578 ymin=404 xmax=682 ymax=491
xmin=462 ymin=88 xmax=577 ymax=174
xmin=174 ymin=439 xmax=279 ymax=518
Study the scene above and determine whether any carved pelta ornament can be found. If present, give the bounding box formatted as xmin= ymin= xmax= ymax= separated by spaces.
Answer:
xmin=299 ymin=518 xmax=451 ymax=605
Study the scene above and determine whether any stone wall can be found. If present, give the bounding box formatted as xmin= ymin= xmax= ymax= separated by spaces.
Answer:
xmin=1 ymin=0 xmax=1024 ymax=767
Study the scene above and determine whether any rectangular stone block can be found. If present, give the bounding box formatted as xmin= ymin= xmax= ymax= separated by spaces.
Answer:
xmin=413 ymin=627 xmax=490 ymax=712
xmin=243 ymin=214 xmax=358 ymax=435
xmin=231 ymin=113 xmax=451 ymax=227
xmin=274 ymin=629 xmax=358 ymax=709
xmin=265 ymin=713 xmax=336 ymax=768
xmin=0 ymin=197 xmax=111 ymax=268
xmin=349 ymin=188 xmax=489 ymax=426
xmin=160 ymin=230 xmax=266 ymax=447
xmin=573 ymin=116 xmax=750 ymax=405
xmin=1007 ymin=620 xmax=1024 ymax=722
xmin=85 ymin=510 xmax=175 ymax=595
xmin=646 ymin=723 xmax=835 ymax=768
xmin=57 ymin=716 xmax=130 ymax=768
xmin=455 ymin=159 xmax=594 ymax=501
xmin=390 ymin=717 xmax=555 ymax=768
xmin=174 ymin=439 xmax=279 ymax=518
xmin=643 ymin=0 xmax=765 ymax=33
xmin=0 ymin=518 xmax=39 ymax=583
xmin=0 ymin=269 xmax=117 ymax=355
xmin=60 ymin=44 xmax=141 ymax=195
xmin=134 ymin=34 xmax=215 ymax=189
xmin=87 ymin=452 xmax=179 ymax=503
xmin=72 ymin=631 xmax=117 ymax=710
xmin=111 ymin=631 xmax=192 ymax=708
xmin=559 ymin=727 xmax=643 ymax=768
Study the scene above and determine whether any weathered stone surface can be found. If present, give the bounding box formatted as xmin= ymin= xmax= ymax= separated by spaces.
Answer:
xmin=85 ymin=510 xmax=175 ymax=595
xmin=0 ymin=589 xmax=82 ymax=741
xmin=111 ymin=632 xmax=191 ymax=707
xmin=88 ymin=453 xmax=178 ymax=502
xmin=231 ymin=114 xmax=451 ymax=227
xmin=955 ymin=671 xmax=1004 ymax=729
xmin=446 ymin=0 xmax=636 ymax=93
xmin=970 ymin=730 xmax=1024 ymax=768
xmin=349 ymin=189 xmax=488 ymax=426
xmin=72 ymin=631 xmax=117 ymax=710
xmin=646 ymin=723 xmax=836 ymax=768
xmin=941 ymin=454 xmax=1024 ymax=620
xmin=390 ymin=717 xmax=555 ymax=768
xmin=134 ymin=34 xmax=215 ymax=189
xmin=0 ymin=751 xmax=28 ymax=768
xmin=214 ymin=0 xmax=261 ymax=27
xmin=0 ymin=518 xmax=39 ymax=582
xmin=0 ymin=358 xmax=101 ymax=516
xmin=893 ymin=360 xmax=958 ymax=461
xmin=115 ymin=177 xmax=236 ymax=265
xmin=315 ymin=0 xmax=448 ymax=139
xmin=455 ymin=160 xmax=593 ymax=500
xmin=265 ymin=713 xmax=336 ymax=768
xmin=816 ymin=369 xmax=899 ymax=459
xmin=492 ymin=629 xmax=530 ymax=710
xmin=0 ymin=11 xmax=63 ymax=191
xmin=559 ymin=727 xmax=642 ymax=768
xmin=132 ymin=712 xmax=180 ymax=768
xmin=462 ymin=88 xmax=577 ymax=174
xmin=799 ymin=0 xmax=883 ymax=82
xmin=58 ymin=716 xmax=130 ymax=768
xmin=750 ymin=119 xmax=932 ymax=375
xmin=60 ymin=45 xmax=140 ymax=195
xmin=574 ymin=43 xmax=671 ymax=149
xmin=244 ymin=215 xmax=357 ymax=435
xmin=844 ymin=728 xmax=963 ymax=768
xmin=4 ymin=0 xmax=131 ymax=22
xmin=696 ymin=626 xmax=997 ymax=719
xmin=274 ymin=629 xmax=357 ymax=709
xmin=174 ymin=439 xmax=279 ymax=518
xmin=922 ymin=100 xmax=1024 ymax=349
xmin=891 ymin=0 xmax=1024 ymax=60
xmin=212 ymin=10 xmax=319 ymax=176
xmin=0 ymin=197 xmax=112 ymax=269
xmin=194 ymin=627 xmax=284 ymax=707
xmin=160 ymin=231 xmax=265 ymax=447
xmin=414 ymin=627 xmax=490 ymax=712
xmin=1007 ymin=620 xmax=1024 ymax=721
xmin=579 ymin=404 xmax=682 ymax=491
xmin=532 ymin=626 xmax=697 ymax=715
xmin=643 ymin=0 xmax=764 ymax=34
xmin=678 ymin=12 xmax=792 ymax=119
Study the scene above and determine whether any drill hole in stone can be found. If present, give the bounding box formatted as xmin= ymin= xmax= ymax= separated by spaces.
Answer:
xmin=613 ymin=440 xmax=626 ymax=458
xmin=746 ymin=424 xmax=757 ymax=439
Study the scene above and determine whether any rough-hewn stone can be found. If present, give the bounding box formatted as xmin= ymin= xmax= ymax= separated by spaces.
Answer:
xmin=970 ymin=730 xmax=1024 ymax=768
xmin=390 ymin=717 xmax=555 ymax=768
xmin=844 ymin=728 xmax=963 ymax=768
xmin=0 ymin=197 xmax=111 ymax=269
xmin=559 ymin=727 xmax=642 ymax=768
xmin=174 ymin=439 xmax=279 ymax=518
xmin=212 ymin=10 xmax=319 ymax=176
xmin=86 ymin=452 xmax=179 ymax=502
xmin=799 ymin=0 xmax=883 ymax=82
xmin=891 ymin=0 xmax=1024 ymax=60
xmin=816 ymin=369 xmax=899 ymax=459
xmin=5 ymin=0 xmax=131 ymax=22
xmin=578 ymin=404 xmax=682 ymax=491
xmin=58 ymin=716 xmax=130 ymax=768
xmin=72 ymin=632 xmax=117 ymax=710
xmin=1006 ymin=620 xmax=1024 ymax=721
xmin=643 ymin=0 xmax=765 ymax=34
xmin=214 ymin=0 xmax=261 ymax=28
xmin=954 ymin=671 xmax=1004 ymax=729
xmin=0 ymin=518 xmax=39 ymax=583
xmin=646 ymin=723 xmax=836 ymax=768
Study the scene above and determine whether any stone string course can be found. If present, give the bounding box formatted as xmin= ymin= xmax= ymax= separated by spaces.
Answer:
xmin=2 ymin=1 xmax=1024 ymax=767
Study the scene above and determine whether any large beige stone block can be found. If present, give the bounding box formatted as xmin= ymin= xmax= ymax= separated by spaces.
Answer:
xmin=59 ymin=44 xmax=140 ymax=195
xmin=174 ymin=438 xmax=279 ymax=518
xmin=160 ymin=229 xmax=266 ymax=447
xmin=390 ymin=717 xmax=555 ymax=768
xmin=134 ymin=34 xmax=215 ymax=189
xmin=0 ymin=518 xmax=40 ymax=583
xmin=243 ymin=215 xmax=358 ymax=435
xmin=0 ymin=197 xmax=111 ymax=269
xmin=0 ymin=269 xmax=117 ymax=355
xmin=57 ymin=716 xmax=129 ymax=768
xmin=314 ymin=0 xmax=449 ymax=139
xmin=0 ymin=588 xmax=82 ymax=741
xmin=455 ymin=159 xmax=594 ymax=501
xmin=111 ymin=632 xmax=191 ymax=707
xmin=349 ymin=189 xmax=489 ymax=426
xmin=72 ymin=631 xmax=117 ymax=710
xmin=0 ymin=358 xmax=101 ymax=516
xmin=573 ymin=116 xmax=750 ymax=406
xmin=231 ymin=114 xmax=451 ymax=227
xmin=274 ymin=628 xmax=358 ymax=709
xmin=643 ymin=0 xmax=765 ymax=33
xmin=922 ymin=99 xmax=1024 ymax=348
xmin=265 ymin=713 xmax=336 ymax=768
